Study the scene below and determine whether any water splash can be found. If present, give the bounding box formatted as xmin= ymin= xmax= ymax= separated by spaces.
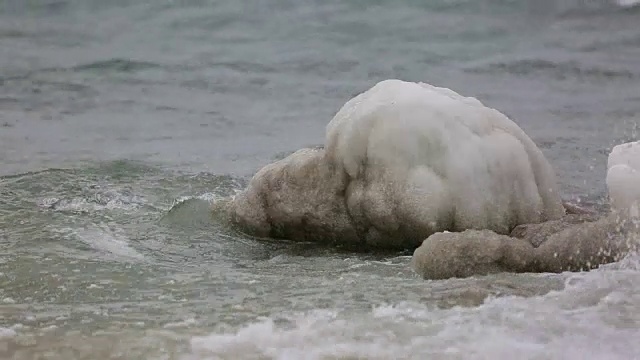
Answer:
xmin=38 ymin=188 xmax=147 ymax=213
xmin=185 ymin=261 xmax=640 ymax=360
xmin=51 ymin=224 xmax=146 ymax=263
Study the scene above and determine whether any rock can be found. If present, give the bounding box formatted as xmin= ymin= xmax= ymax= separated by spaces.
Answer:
xmin=412 ymin=214 xmax=639 ymax=280
xmin=410 ymin=230 xmax=536 ymax=280
xmin=230 ymin=79 xmax=564 ymax=249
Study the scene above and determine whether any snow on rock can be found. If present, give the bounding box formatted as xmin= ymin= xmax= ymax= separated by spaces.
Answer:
xmin=412 ymin=140 xmax=640 ymax=280
xmin=230 ymin=79 xmax=565 ymax=249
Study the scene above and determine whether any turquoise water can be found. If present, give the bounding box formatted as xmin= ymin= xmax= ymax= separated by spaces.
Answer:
xmin=1 ymin=1 xmax=640 ymax=358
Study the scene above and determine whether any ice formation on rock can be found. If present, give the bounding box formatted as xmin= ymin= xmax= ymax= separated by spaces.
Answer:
xmin=412 ymin=140 xmax=640 ymax=279
xmin=230 ymin=79 xmax=565 ymax=249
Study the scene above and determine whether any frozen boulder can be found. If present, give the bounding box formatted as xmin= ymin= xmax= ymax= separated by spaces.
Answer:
xmin=229 ymin=148 xmax=359 ymax=245
xmin=230 ymin=79 xmax=565 ymax=249
xmin=410 ymin=230 xmax=535 ymax=280
xmin=412 ymin=140 xmax=640 ymax=280
xmin=412 ymin=214 xmax=637 ymax=280
xmin=510 ymin=212 xmax=599 ymax=248
xmin=533 ymin=214 xmax=634 ymax=273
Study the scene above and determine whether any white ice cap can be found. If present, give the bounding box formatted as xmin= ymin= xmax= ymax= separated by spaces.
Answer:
xmin=606 ymin=141 xmax=640 ymax=217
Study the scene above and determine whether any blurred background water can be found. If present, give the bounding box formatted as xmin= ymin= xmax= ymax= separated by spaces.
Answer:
xmin=1 ymin=0 xmax=640 ymax=359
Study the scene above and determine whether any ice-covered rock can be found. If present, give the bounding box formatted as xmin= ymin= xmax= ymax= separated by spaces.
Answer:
xmin=410 ymin=230 xmax=535 ymax=280
xmin=412 ymin=140 xmax=640 ymax=280
xmin=411 ymin=214 xmax=636 ymax=280
xmin=230 ymin=79 xmax=565 ymax=249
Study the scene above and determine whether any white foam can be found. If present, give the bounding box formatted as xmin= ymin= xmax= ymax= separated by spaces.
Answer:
xmin=171 ymin=193 xmax=223 ymax=207
xmin=72 ymin=225 xmax=145 ymax=262
xmin=185 ymin=258 xmax=640 ymax=360
xmin=163 ymin=318 xmax=198 ymax=329
xmin=39 ymin=188 xmax=146 ymax=213
xmin=0 ymin=328 xmax=16 ymax=339
xmin=614 ymin=0 xmax=640 ymax=8
xmin=168 ymin=192 xmax=228 ymax=215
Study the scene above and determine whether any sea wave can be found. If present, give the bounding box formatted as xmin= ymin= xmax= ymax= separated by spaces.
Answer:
xmin=185 ymin=255 xmax=640 ymax=360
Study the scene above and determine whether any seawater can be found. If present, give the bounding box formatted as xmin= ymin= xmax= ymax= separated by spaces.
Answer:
xmin=1 ymin=0 xmax=640 ymax=359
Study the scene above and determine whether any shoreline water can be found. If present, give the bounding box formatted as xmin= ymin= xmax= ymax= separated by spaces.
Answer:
xmin=1 ymin=1 xmax=639 ymax=358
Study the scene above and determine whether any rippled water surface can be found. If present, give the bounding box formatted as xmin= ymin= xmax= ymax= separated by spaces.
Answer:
xmin=1 ymin=0 xmax=640 ymax=359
